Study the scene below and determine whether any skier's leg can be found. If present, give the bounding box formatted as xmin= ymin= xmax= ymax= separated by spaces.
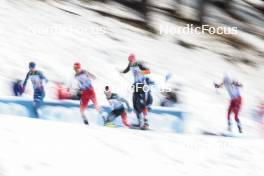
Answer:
xmin=132 ymin=109 xmax=144 ymax=128
xmin=143 ymin=107 xmax=148 ymax=118
xmin=80 ymin=91 xmax=90 ymax=125
xmin=105 ymin=113 xmax=116 ymax=124
xmin=133 ymin=91 xmax=140 ymax=123
xmin=88 ymin=87 xmax=100 ymax=111
xmin=227 ymin=100 xmax=233 ymax=131
xmin=33 ymin=90 xmax=45 ymax=117
xmin=136 ymin=92 xmax=148 ymax=129
xmin=146 ymin=91 xmax=153 ymax=111
xmin=121 ymin=111 xmax=131 ymax=128
xmin=139 ymin=90 xmax=149 ymax=128
xmin=143 ymin=108 xmax=149 ymax=128
xmin=138 ymin=112 xmax=145 ymax=129
xmin=132 ymin=92 xmax=138 ymax=112
xmin=234 ymin=97 xmax=242 ymax=133
xmin=33 ymin=92 xmax=39 ymax=109
xmin=236 ymin=118 xmax=242 ymax=133
xmin=133 ymin=111 xmax=140 ymax=126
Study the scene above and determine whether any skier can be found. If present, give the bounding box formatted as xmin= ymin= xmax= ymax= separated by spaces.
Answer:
xmin=214 ymin=74 xmax=243 ymax=133
xmin=73 ymin=62 xmax=100 ymax=125
xmin=103 ymin=86 xmax=132 ymax=128
xmin=23 ymin=62 xmax=48 ymax=117
xmin=121 ymin=54 xmax=153 ymax=130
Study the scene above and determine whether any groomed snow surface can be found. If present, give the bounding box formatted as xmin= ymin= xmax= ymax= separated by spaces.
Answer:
xmin=1 ymin=115 xmax=264 ymax=176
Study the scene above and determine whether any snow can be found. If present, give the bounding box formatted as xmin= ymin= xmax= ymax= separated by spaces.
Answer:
xmin=0 ymin=0 xmax=262 ymax=129
xmin=0 ymin=115 xmax=264 ymax=176
xmin=0 ymin=0 xmax=264 ymax=175
xmin=0 ymin=0 xmax=263 ymax=130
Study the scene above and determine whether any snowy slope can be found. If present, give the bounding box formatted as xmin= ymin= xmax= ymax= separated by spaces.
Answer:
xmin=0 ymin=1 xmax=264 ymax=175
xmin=1 ymin=115 xmax=264 ymax=176
xmin=0 ymin=0 xmax=263 ymax=134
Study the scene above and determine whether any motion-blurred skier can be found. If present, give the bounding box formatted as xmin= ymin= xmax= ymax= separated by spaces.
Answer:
xmin=215 ymin=75 xmax=243 ymax=133
xmin=23 ymin=62 xmax=48 ymax=117
xmin=103 ymin=86 xmax=132 ymax=128
xmin=73 ymin=62 xmax=100 ymax=125
xmin=121 ymin=54 xmax=153 ymax=130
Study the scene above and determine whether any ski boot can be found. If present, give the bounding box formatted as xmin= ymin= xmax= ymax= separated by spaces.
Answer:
xmin=104 ymin=121 xmax=115 ymax=127
xmin=143 ymin=119 xmax=149 ymax=130
xmin=82 ymin=115 xmax=89 ymax=125
xmin=139 ymin=119 xmax=145 ymax=130
xmin=238 ymin=126 xmax=242 ymax=133
xmin=227 ymin=120 xmax=232 ymax=132
xmin=84 ymin=119 xmax=89 ymax=125
xmin=236 ymin=120 xmax=242 ymax=133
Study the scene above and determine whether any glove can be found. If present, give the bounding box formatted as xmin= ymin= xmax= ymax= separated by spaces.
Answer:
xmin=128 ymin=107 xmax=133 ymax=113
xmin=214 ymin=83 xmax=220 ymax=88
xmin=77 ymin=90 xmax=82 ymax=96
xmin=21 ymin=86 xmax=25 ymax=93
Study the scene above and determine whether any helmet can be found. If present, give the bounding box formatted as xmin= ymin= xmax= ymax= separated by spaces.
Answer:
xmin=29 ymin=62 xmax=36 ymax=69
xmin=74 ymin=62 xmax=81 ymax=69
xmin=104 ymin=86 xmax=112 ymax=98
xmin=104 ymin=86 xmax=111 ymax=92
xmin=128 ymin=54 xmax=136 ymax=62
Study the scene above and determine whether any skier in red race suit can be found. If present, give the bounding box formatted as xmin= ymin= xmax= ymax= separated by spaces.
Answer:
xmin=215 ymin=75 xmax=243 ymax=133
xmin=73 ymin=62 xmax=100 ymax=125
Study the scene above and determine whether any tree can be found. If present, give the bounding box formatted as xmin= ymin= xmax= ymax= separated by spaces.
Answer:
xmin=141 ymin=0 xmax=149 ymax=21
xmin=198 ymin=0 xmax=209 ymax=25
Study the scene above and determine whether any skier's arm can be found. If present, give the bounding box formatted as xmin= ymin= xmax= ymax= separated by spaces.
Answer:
xmin=87 ymin=71 xmax=96 ymax=80
xmin=214 ymin=82 xmax=224 ymax=88
xmin=23 ymin=72 xmax=30 ymax=88
xmin=138 ymin=63 xmax=151 ymax=75
xmin=145 ymin=77 xmax=155 ymax=85
xmin=233 ymin=81 xmax=242 ymax=87
xmin=121 ymin=63 xmax=131 ymax=74
xmin=119 ymin=97 xmax=132 ymax=110
xmin=39 ymin=71 xmax=48 ymax=83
